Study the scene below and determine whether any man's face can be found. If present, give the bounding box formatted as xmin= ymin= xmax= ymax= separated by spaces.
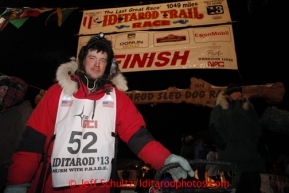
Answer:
xmin=0 ymin=85 xmax=8 ymax=103
xmin=83 ymin=50 xmax=108 ymax=79
xmin=229 ymin=91 xmax=242 ymax=101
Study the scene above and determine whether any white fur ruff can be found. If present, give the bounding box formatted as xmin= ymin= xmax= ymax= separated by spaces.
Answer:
xmin=56 ymin=60 xmax=78 ymax=95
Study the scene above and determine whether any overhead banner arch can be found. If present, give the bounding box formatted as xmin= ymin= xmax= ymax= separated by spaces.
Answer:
xmin=35 ymin=78 xmax=285 ymax=108
xmin=78 ymin=0 xmax=232 ymax=34
xmin=125 ymin=78 xmax=285 ymax=107
xmin=77 ymin=24 xmax=238 ymax=72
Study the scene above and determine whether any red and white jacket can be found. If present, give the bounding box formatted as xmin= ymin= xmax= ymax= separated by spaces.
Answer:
xmin=7 ymin=60 xmax=171 ymax=193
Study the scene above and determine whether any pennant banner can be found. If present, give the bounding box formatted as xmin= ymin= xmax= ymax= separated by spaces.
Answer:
xmin=45 ymin=7 xmax=77 ymax=27
xmin=0 ymin=7 xmax=54 ymax=29
xmin=77 ymin=24 xmax=238 ymax=72
xmin=79 ymin=0 xmax=232 ymax=34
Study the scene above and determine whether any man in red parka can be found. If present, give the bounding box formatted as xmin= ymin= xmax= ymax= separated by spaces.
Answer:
xmin=4 ymin=33 xmax=194 ymax=193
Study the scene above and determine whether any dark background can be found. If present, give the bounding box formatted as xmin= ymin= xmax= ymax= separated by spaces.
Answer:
xmin=0 ymin=0 xmax=288 ymax=163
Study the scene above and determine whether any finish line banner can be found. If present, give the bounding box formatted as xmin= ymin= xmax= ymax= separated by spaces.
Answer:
xmin=79 ymin=0 xmax=232 ymax=34
xmin=77 ymin=24 xmax=238 ymax=72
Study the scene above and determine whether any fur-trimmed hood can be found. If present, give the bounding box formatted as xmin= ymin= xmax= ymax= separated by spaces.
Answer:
xmin=56 ymin=58 xmax=128 ymax=95
xmin=216 ymin=91 xmax=251 ymax=110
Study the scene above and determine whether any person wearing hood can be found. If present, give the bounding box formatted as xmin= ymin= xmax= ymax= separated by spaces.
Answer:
xmin=0 ymin=75 xmax=33 ymax=192
xmin=209 ymin=82 xmax=266 ymax=193
xmin=4 ymin=33 xmax=194 ymax=193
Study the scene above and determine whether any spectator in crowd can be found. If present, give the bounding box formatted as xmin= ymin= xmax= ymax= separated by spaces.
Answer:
xmin=4 ymin=33 xmax=194 ymax=193
xmin=180 ymin=133 xmax=195 ymax=160
xmin=122 ymin=163 xmax=131 ymax=181
xmin=205 ymin=145 xmax=220 ymax=187
xmin=192 ymin=134 xmax=207 ymax=181
xmin=0 ymin=75 xmax=33 ymax=192
xmin=180 ymin=133 xmax=207 ymax=181
xmin=209 ymin=82 xmax=266 ymax=193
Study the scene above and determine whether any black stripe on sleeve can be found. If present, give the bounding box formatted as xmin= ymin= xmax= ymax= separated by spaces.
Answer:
xmin=16 ymin=126 xmax=46 ymax=154
xmin=127 ymin=127 xmax=155 ymax=155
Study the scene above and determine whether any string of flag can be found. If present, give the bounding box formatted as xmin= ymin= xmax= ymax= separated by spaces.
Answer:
xmin=0 ymin=7 xmax=78 ymax=30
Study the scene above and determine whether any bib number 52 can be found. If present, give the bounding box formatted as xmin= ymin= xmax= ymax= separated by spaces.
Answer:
xmin=67 ymin=131 xmax=97 ymax=154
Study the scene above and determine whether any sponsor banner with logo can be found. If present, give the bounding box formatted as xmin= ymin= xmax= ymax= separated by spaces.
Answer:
xmin=77 ymin=24 xmax=238 ymax=71
xmin=79 ymin=0 xmax=231 ymax=34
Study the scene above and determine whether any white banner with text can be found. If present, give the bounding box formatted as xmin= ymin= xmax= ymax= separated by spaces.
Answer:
xmin=77 ymin=24 xmax=238 ymax=72
xmin=79 ymin=0 xmax=232 ymax=34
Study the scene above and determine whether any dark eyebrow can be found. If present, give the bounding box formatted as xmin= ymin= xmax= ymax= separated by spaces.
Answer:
xmin=87 ymin=54 xmax=96 ymax=57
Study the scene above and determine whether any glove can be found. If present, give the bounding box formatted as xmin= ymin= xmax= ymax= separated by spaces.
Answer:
xmin=4 ymin=183 xmax=30 ymax=193
xmin=164 ymin=154 xmax=194 ymax=181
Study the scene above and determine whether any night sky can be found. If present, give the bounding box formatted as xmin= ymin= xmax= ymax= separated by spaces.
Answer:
xmin=0 ymin=0 xmax=288 ymax=162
